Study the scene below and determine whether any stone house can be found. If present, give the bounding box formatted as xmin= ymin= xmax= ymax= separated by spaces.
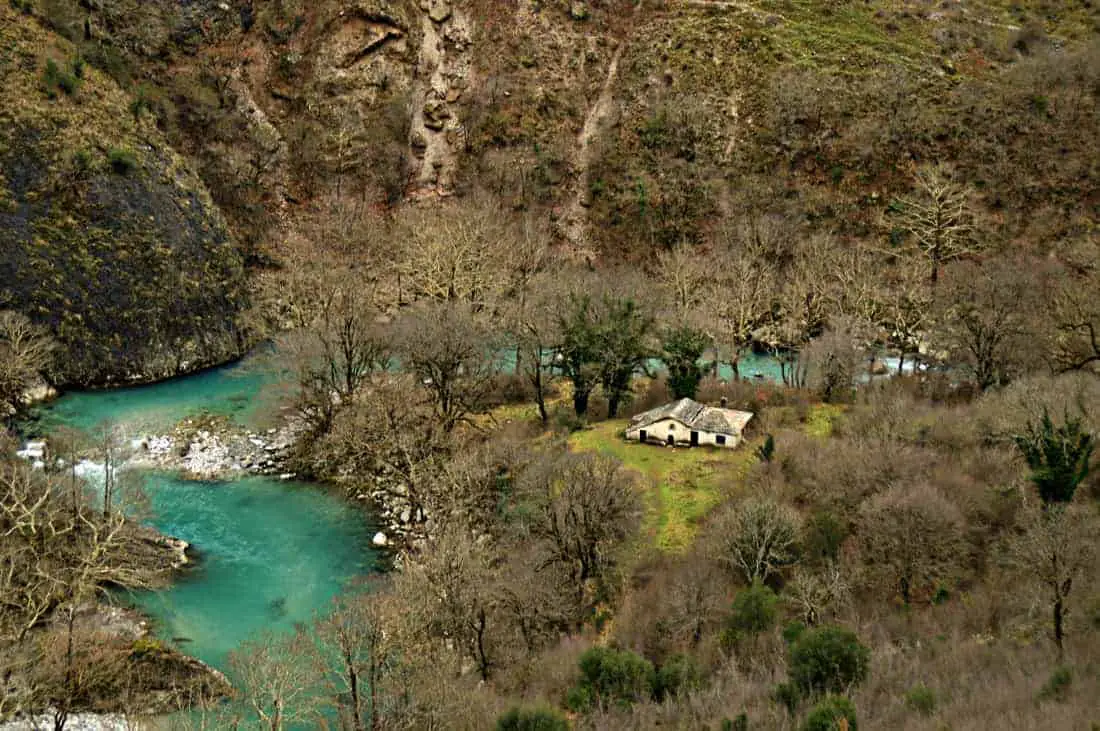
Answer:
xmin=624 ymin=398 xmax=754 ymax=448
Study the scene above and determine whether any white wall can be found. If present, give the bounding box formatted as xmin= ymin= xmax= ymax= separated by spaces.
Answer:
xmin=624 ymin=418 xmax=741 ymax=448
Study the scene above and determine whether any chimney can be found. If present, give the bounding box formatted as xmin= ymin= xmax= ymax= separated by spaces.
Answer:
xmin=720 ymin=397 xmax=728 ymax=408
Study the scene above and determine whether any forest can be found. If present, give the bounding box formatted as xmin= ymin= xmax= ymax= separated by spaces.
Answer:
xmin=1 ymin=0 xmax=1099 ymax=729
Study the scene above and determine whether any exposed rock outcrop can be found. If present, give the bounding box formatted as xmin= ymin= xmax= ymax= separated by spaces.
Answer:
xmin=0 ymin=5 xmax=250 ymax=387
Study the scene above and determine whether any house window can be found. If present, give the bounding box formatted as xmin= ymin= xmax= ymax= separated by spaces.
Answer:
xmin=668 ymin=423 xmax=675 ymax=430
xmin=715 ymin=434 xmax=726 ymax=446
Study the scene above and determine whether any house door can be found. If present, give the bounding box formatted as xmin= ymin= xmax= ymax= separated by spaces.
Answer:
xmin=690 ymin=431 xmax=699 ymax=446
xmin=666 ymin=434 xmax=675 ymax=446
xmin=639 ymin=429 xmax=647 ymax=443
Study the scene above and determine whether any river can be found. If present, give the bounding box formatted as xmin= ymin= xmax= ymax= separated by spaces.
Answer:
xmin=26 ymin=355 xmax=382 ymax=676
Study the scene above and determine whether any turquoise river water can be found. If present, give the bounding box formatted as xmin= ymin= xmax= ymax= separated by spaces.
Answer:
xmin=28 ymin=355 xmax=381 ymax=674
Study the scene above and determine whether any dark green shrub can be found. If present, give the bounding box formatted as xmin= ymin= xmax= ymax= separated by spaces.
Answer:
xmin=108 ymin=147 xmax=137 ymax=175
xmin=803 ymin=511 xmax=846 ymax=564
xmin=10 ymin=0 xmax=33 ymax=13
xmin=755 ymin=433 xmax=776 ymax=463
xmin=725 ymin=581 xmax=778 ymax=646
xmin=566 ymin=646 xmax=655 ymax=712
xmin=71 ymin=149 xmax=93 ymax=178
xmin=654 ymin=653 xmax=702 ymax=700
xmin=801 ymin=695 xmax=857 ymax=731
xmin=1038 ymin=666 xmax=1072 ymax=702
xmin=71 ymin=54 xmax=85 ymax=78
xmin=43 ymin=58 xmax=80 ymax=98
xmin=904 ymin=683 xmax=936 ymax=715
xmin=783 ymin=621 xmax=808 ymax=645
xmin=772 ymin=682 xmax=801 ymax=715
xmin=722 ymin=714 xmax=749 ymax=731
xmin=496 ymin=706 xmax=569 ymax=731
xmin=788 ymin=626 xmax=870 ymax=696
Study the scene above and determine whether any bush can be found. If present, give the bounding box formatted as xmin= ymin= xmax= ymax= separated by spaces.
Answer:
xmin=725 ymin=581 xmax=778 ymax=645
xmin=801 ymin=695 xmax=858 ymax=731
xmin=788 ymin=626 xmax=870 ymax=696
xmin=782 ymin=621 xmax=807 ymax=645
xmin=803 ymin=511 xmax=846 ymax=564
xmin=108 ymin=147 xmax=137 ymax=175
xmin=43 ymin=58 xmax=80 ymax=98
xmin=654 ymin=653 xmax=702 ymax=700
xmin=772 ymin=681 xmax=801 ymax=715
xmin=567 ymin=646 xmax=655 ymax=712
xmin=496 ymin=706 xmax=569 ymax=731
xmin=1038 ymin=666 xmax=1072 ymax=702
xmin=722 ymin=714 xmax=749 ymax=731
xmin=904 ymin=683 xmax=936 ymax=715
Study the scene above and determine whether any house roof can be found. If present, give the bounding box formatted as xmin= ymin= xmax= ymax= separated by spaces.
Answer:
xmin=628 ymin=398 xmax=753 ymax=436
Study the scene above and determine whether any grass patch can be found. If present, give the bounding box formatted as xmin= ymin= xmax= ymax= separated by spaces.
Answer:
xmin=569 ymin=420 xmax=758 ymax=553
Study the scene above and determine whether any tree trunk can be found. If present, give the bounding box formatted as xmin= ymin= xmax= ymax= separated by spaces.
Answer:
xmin=533 ymin=363 xmax=548 ymax=424
xmin=573 ymin=388 xmax=590 ymax=417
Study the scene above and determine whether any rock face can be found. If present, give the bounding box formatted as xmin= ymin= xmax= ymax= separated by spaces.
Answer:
xmin=0 ymin=5 xmax=249 ymax=386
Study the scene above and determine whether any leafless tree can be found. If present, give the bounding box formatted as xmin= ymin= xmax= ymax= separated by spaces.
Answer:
xmin=228 ymin=630 xmax=319 ymax=730
xmin=1004 ymin=503 xmax=1095 ymax=657
xmin=521 ymin=451 xmax=643 ymax=604
xmin=392 ymin=196 xmax=512 ymax=309
xmin=786 ymin=562 xmax=851 ymax=626
xmin=857 ymin=482 xmax=967 ymax=606
xmin=706 ymin=226 xmax=778 ymax=380
xmin=1048 ymin=243 xmax=1100 ymax=375
xmin=0 ymin=310 xmax=56 ymax=416
xmin=894 ymin=164 xmax=981 ymax=285
xmin=712 ymin=496 xmax=801 ymax=585
xmin=932 ymin=260 xmax=1041 ymax=390
xmin=309 ymin=586 xmax=395 ymax=731
xmin=286 ymin=273 xmax=393 ymax=437
xmin=395 ymin=303 xmax=503 ymax=432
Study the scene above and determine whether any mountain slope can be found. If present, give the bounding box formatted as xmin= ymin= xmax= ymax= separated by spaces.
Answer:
xmin=0 ymin=5 xmax=249 ymax=385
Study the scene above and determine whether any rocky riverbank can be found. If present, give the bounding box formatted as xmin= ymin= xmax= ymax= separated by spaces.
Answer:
xmin=126 ymin=412 xmax=302 ymax=481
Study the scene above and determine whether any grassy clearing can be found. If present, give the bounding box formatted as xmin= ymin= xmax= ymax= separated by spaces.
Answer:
xmin=569 ymin=420 xmax=759 ymax=553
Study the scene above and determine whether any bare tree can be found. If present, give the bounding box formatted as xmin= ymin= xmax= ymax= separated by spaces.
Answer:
xmin=395 ymin=303 xmax=503 ymax=432
xmin=522 ymin=451 xmax=643 ymax=603
xmin=707 ymin=228 xmax=777 ymax=380
xmin=760 ymin=236 xmax=840 ymax=388
xmin=392 ymin=528 xmax=505 ymax=683
xmin=894 ymin=164 xmax=980 ymax=285
xmin=309 ymin=586 xmax=395 ymax=731
xmin=932 ymin=260 xmax=1040 ymax=390
xmin=712 ymin=496 xmax=801 ymax=585
xmin=857 ymin=483 xmax=966 ymax=606
xmin=228 ymin=630 xmax=318 ymax=730
xmin=286 ymin=273 xmax=393 ymax=438
xmin=880 ymin=254 xmax=934 ymax=374
xmin=392 ymin=196 xmax=511 ymax=309
xmin=786 ymin=562 xmax=851 ymax=626
xmin=0 ymin=310 xmax=55 ymax=416
xmin=1048 ymin=245 xmax=1100 ymax=375
xmin=1005 ymin=503 xmax=1095 ymax=657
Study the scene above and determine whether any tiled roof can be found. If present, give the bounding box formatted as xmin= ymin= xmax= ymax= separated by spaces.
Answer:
xmin=628 ymin=398 xmax=753 ymax=436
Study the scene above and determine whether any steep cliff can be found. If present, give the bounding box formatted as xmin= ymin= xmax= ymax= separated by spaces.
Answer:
xmin=0 ymin=4 xmax=249 ymax=385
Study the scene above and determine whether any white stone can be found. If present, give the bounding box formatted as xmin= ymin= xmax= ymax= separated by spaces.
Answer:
xmin=372 ymin=532 xmax=389 ymax=547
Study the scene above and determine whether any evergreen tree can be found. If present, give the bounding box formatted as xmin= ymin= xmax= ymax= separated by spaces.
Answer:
xmin=1014 ymin=409 xmax=1094 ymax=505
xmin=662 ymin=325 xmax=712 ymax=399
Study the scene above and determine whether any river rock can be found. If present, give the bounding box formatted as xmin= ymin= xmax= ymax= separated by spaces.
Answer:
xmin=372 ymin=531 xmax=389 ymax=547
xmin=400 ymin=508 xmax=412 ymax=524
